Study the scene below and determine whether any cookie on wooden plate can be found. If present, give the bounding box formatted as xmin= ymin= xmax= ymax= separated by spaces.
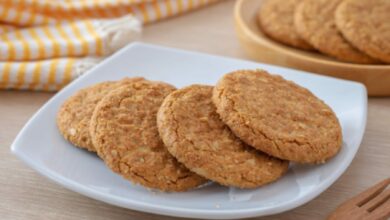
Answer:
xmin=56 ymin=77 xmax=143 ymax=152
xmin=258 ymin=0 xmax=313 ymax=50
xmin=294 ymin=0 xmax=377 ymax=64
xmin=157 ymin=85 xmax=288 ymax=188
xmin=335 ymin=0 xmax=390 ymax=63
xmin=90 ymin=80 xmax=206 ymax=191
xmin=212 ymin=70 xmax=342 ymax=164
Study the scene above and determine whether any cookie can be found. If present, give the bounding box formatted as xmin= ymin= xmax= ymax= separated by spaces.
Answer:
xmin=335 ymin=0 xmax=390 ymax=63
xmin=212 ymin=70 xmax=342 ymax=164
xmin=157 ymin=85 xmax=288 ymax=188
xmin=90 ymin=80 xmax=206 ymax=191
xmin=258 ymin=0 xmax=313 ymax=50
xmin=294 ymin=0 xmax=378 ymax=64
xmin=56 ymin=77 xmax=144 ymax=152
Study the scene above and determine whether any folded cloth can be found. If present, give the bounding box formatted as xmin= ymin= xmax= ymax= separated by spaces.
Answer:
xmin=0 ymin=16 xmax=141 ymax=61
xmin=0 ymin=57 xmax=101 ymax=91
xmin=0 ymin=0 xmax=219 ymax=91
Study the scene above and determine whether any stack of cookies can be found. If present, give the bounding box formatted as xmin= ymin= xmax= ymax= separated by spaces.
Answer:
xmin=258 ymin=0 xmax=390 ymax=64
xmin=57 ymin=69 xmax=342 ymax=192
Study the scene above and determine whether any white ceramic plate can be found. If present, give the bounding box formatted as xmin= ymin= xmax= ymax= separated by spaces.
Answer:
xmin=11 ymin=42 xmax=367 ymax=219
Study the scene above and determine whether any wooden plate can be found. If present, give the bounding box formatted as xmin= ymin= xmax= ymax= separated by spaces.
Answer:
xmin=234 ymin=0 xmax=390 ymax=96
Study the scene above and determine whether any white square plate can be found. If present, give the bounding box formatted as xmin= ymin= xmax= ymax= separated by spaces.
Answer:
xmin=11 ymin=42 xmax=367 ymax=219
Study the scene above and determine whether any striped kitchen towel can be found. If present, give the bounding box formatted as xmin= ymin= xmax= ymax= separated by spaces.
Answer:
xmin=0 ymin=0 xmax=219 ymax=91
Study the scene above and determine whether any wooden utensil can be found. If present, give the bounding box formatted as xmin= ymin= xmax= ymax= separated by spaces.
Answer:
xmin=234 ymin=0 xmax=390 ymax=96
xmin=328 ymin=178 xmax=390 ymax=220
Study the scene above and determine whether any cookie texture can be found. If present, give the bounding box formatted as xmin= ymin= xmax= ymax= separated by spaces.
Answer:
xmin=335 ymin=0 xmax=390 ymax=63
xmin=294 ymin=0 xmax=377 ymax=64
xmin=157 ymin=85 xmax=288 ymax=188
xmin=258 ymin=0 xmax=313 ymax=50
xmin=90 ymin=80 xmax=206 ymax=191
xmin=57 ymin=78 xmax=144 ymax=152
xmin=212 ymin=70 xmax=342 ymax=164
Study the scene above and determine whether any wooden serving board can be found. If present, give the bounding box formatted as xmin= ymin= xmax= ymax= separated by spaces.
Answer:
xmin=234 ymin=0 xmax=390 ymax=96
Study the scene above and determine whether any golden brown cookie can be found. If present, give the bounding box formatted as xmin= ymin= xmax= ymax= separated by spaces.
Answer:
xmin=212 ymin=70 xmax=342 ymax=164
xmin=294 ymin=0 xmax=378 ymax=64
xmin=335 ymin=0 xmax=390 ymax=63
xmin=90 ymin=80 xmax=206 ymax=191
xmin=258 ymin=0 xmax=313 ymax=50
xmin=157 ymin=85 xmax=288 ymax=188
xmin=57 ymin=78 xmax=144 ymax=152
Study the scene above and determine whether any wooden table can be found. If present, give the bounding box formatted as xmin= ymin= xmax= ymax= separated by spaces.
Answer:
xmin=1 ymin=1 xmax=389 ymax=219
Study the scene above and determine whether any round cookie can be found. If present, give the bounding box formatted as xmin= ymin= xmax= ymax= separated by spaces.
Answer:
xmin=157 ymin=85 xmax=288 ymax=188
xmin=335 ymin=0 xmax=390 ymax=63
xmin=212 ymin=70 xmax=342 ymax=164
xmin=90 ymin=80 xmax=206 ymax=191
xmin=258 ymin=0 xmax=313 ymax=50
xmin=57 ymin=77 xmax=144 ymax=152
xmin=294 ymin=0 xmax=378 ymax=64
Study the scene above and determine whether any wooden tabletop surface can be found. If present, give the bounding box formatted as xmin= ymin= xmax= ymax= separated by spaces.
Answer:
xmin=1 ymin=1 xmax=389 ymax=219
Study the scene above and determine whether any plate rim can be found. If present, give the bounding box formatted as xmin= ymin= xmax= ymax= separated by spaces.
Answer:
xmin=10 ymin=42 xmax=368 ymax=219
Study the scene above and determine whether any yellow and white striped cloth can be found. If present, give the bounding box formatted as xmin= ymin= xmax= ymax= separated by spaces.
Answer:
xmin=0 ymin=0 xmax=219 ymax=91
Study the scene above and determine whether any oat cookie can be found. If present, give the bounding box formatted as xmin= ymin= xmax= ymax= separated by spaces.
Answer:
xmin=157 ymin=85 xmax=288 ymax=188
xmin=294 ymin=0 xmax=377 ymax=64
xmin=56 ymin=78 xmax=144 ymax=152
xmin=212 ymin=70 xmax=342 ymax=164
xmin=90 ymin=80 xmax=206 ymax=191
xmin=258 ymin=0 xmax=313 ymax=50
xmin=335 ymin=0 xmax=390 ymax=63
